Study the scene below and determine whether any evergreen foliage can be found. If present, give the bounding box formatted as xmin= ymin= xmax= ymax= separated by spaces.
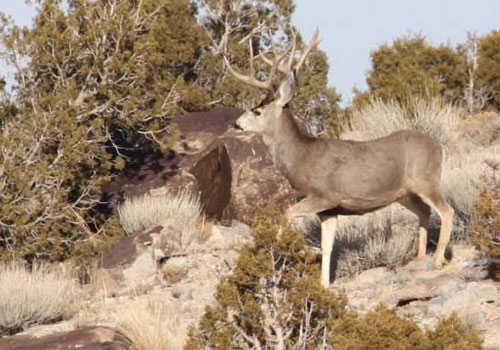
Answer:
xmin=469 ymin=178 xmax=500 ymax=280
xmin=0 ymin=0 xmax=343 ymax=266
xmin=0 ymin=0 xmax=209 ymax=263
xmin=353 ymin=35 xmax=467 ymax=108
xmin=476 ymin=30 xmax=500 ymax=110
xmin=186 ymin=208 xmax=483 ymax=349
xmin=185 ymin=206 xmax=347 ymax=349
xmin=196 ymin=0 xmax=342 ymax=135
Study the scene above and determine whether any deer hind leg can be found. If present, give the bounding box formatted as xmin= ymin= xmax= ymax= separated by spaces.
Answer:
xmin=415 ymin=189 xmax=454 ymax=267
xmin=398 ymin=194 xmax=431 ymax=261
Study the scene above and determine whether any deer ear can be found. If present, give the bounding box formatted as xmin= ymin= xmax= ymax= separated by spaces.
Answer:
xmin=276 ymin=72 xmax=298 ymax=107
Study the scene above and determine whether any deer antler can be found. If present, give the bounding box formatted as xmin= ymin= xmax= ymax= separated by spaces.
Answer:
xmin=260 ymin=28 xmax=320 ymax=76
xmin=223 ymin=31 xmax=293 ymax=95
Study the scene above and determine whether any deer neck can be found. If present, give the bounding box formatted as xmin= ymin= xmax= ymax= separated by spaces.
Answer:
xmin=264 ymin=108 xmax=310 ymax=177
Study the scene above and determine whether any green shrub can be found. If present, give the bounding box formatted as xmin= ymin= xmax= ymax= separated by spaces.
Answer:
xmin=0 ymin=0 xmax=208 ymax=265
xmin=185 ymin=207 xmax=347 ymax=350
xmin=469 ymin=177 xmax=500 ymax=279
xmin=476 ymin=30 xmax=500 ymax=110
xmin=185 ymin=208 xmax=484 ymax=349
xmin=352 ymin=35 xmax=467 ymax=108
xmin=332 ymin=307 xmax=482 ymax=350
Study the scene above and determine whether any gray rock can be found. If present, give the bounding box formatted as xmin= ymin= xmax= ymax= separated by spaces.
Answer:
xmin=356 ymin=267 xmax=395 ymax=285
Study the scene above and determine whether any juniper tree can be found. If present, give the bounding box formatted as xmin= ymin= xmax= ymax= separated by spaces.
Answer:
xmin=196 ymin=0 xmax=343 ymax=135
xmin=0 ymin=0 xmax=210 ymax=263
xmin=353 ymin=35 xmax=467 ymax=108
xmin=476 ymin=30 xmax=500 ymax=110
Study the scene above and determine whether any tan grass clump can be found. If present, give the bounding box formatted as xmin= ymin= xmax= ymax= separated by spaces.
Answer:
xmin=117 ymin=190 xmax=202 ymax=236
xmin=0 ymin=261 xmax=79 ymax=336
xmin=116 ymin=298 xmax=188 ymax=350
xmin=334 ymin=207 xmax=418 ymax=278
xmin=345 ymin=98 xmax=461 ymax=152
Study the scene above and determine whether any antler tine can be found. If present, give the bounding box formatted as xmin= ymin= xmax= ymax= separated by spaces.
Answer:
xmin=223 ymin=56 xmax=272 ymax=91
xmin=259 ymin=42 xmax=294 ymax=75
xmin=294 ymin=27 xmax=320 ymax=75
xmin=284 ymin=30 xmax=297 ymax=73
xmin=248 ymin=36 xmax=256 ymax=78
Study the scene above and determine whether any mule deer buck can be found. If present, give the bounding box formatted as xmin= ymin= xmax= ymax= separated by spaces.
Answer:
xmin=225 ymin=29 xmax=454 ymax=288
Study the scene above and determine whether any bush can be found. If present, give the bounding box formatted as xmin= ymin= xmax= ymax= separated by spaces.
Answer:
xmin=334 ymin=208 xmax=418 ymax=278
xmin=0 ymin=0 xmax=206 ymax=264
xmin=469 ymin=177 xmax=500 ymax=279
xmin=185 ymin=207 xmax=347 ymax=350
xmin=118 ymin=190 xmax=202 ymax=236
xmin=352 ymin=35 xmax=467 ymax=108
xmin=185 ymin=209 xmax=484 ymax=349
xmin=117 ymin=298 xmax=188 ymax=350
xmin=476 ymin=30 xmax=500 ymax=110
xmin=0 ymin=261 xmax=79 ymax=336
xmin=332 ymin=306 xmax=482 ymax=350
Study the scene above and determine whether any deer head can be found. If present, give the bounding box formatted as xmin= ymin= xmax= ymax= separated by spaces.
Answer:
xmin=225 ymin=29 xmax=320 ymax=135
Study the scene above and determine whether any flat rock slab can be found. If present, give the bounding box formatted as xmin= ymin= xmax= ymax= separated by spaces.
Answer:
xmin=0 ymin=326 xmax=126 ymax=350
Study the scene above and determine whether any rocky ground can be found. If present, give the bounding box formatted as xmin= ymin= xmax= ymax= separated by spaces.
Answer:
xmin=332 ymin=244 xmax=500 ymax=349
xmin=1 ymin=224 xmax=500 ymax=349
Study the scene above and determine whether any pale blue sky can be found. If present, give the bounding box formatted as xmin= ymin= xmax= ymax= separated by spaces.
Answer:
xmin=293 ymin=0 xmax=500 ymax=105
xmin=1 ymin=1 xmax=500 ymax=106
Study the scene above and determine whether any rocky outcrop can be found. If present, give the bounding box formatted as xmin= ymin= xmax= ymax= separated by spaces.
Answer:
xmin=333 ymin=244 xmax=500 ymax=349
xmin=104 ymin=107 xmax=297 ymax=225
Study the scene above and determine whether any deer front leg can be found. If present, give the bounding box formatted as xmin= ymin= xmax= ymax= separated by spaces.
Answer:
xmin=320 ymin=216 xmax=337 ymax=288
xmin=285 ymin=196 xmax=338 ymax=288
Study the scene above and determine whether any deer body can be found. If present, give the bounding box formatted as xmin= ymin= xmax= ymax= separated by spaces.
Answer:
xmin=228 ymin=29 xmax=453 ymax=288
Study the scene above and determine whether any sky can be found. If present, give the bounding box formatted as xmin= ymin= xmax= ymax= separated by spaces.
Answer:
xmin=293 ymin=0 xmax=500 ymax=105
xmin=1 ymin=1 xmax=500 ymax=106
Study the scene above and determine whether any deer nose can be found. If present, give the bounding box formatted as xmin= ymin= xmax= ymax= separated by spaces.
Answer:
xmin=234 ymin=118 xmax=244 ymax=130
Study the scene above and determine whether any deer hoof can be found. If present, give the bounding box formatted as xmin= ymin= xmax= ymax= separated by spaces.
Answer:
xmin=433 ymin=258 xmax=444 ymax=268
xmin=416 ymin=255 xmax=427 ymax=262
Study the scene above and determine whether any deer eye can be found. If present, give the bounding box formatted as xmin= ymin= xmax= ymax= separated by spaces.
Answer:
xmin=253 ymin=107 xmax=264 ymax=116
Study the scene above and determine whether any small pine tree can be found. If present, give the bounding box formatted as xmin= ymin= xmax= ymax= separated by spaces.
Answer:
xmin=185 ymin=207 xmax=347 ymax=350
xmin=0 ymin=0 xmax=209 ymax=263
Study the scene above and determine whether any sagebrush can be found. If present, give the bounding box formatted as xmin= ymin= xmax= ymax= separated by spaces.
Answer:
xmin=118 ymin=190 xmax=202 ymax=235
xmin=117 ymin=298 xmax=188 ymax=350
xmin=0 ymin=261 xmax=79 ymax=336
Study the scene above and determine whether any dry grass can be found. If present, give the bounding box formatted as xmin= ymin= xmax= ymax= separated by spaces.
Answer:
xmin=0 ymin=261 xmax=79 ymax=336
xmin=116 ymin=297 xmax=189 ymax=350
xmin=333 ymin=207 xmax=418 ymax=278
xmin=345 ymin=98 xmax=461 ymax=150
xmin=161 ymin=265 xmax=188 ymax=285
xmin=118 ymin=190 xmax=201 ymax=235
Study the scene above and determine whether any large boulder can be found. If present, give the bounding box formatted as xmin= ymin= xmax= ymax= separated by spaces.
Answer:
xmin=104 ymin=107 xmax=298 ymax=224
